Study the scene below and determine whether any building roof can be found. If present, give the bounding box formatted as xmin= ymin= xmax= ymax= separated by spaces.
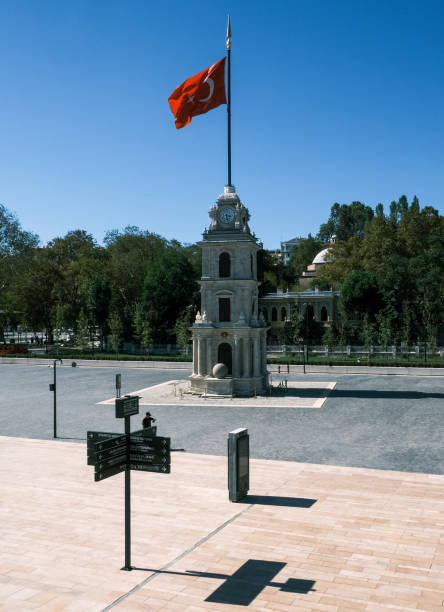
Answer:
xmin=312 ymin=247 xmax=332 ymax=265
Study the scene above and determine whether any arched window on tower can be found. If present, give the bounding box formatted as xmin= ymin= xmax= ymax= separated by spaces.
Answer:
xmin=281 ymin=307 xmax=287 ymax=321
xmin=306 ymin=304 xmax=314 ymax=320
xmin=321 ymin=306 xmax=328 ymax=321
xmin=261 ymin=307 xmax=268 ymax=322
xmin=219 ymin=252 xmax=230 ymax=278
xmin=271 ymin=307 xmax=277 ymax=322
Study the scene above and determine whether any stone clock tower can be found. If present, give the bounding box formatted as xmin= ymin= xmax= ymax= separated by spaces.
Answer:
xmin=189 ymin=185 xmax=268 ymax=396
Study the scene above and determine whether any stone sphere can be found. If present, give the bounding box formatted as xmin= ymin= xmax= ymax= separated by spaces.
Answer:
xmin=212 ymin=363 xmax=228 ymax=379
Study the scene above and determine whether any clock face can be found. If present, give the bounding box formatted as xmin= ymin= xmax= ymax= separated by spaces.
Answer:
xmin=219 ymin=206 xmax=235 ymax=224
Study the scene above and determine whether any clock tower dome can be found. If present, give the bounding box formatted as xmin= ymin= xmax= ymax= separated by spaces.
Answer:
xmin=189 ymin=185 xmax=268 ymax=396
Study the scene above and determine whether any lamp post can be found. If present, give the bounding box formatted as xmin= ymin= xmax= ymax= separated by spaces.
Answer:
xmin=298 ymin=337 xmax=305 ymax=374
xmin=50 ymin=359 xmax=62 ymax=438
xmin=301 ymin=303 xmax=310 ymax=373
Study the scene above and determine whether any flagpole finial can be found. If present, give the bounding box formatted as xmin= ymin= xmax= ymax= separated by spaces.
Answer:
xmin=226 ymin=15 xmax=231 ymax=50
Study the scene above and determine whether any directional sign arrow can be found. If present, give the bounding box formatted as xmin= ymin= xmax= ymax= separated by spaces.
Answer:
xmin=95 ymin=445 xmax=128 ymax=461
xmin=87 ymin=431 xmax=124 ymax=465
xmin=94 ymin=461 xmax=127 ymax=482
xmin=129 ymin=453 xmax=170 ymax=464
xmin=129 ymin=463 xmax=170 ymax=474
xmin=95 ymin=453 xmax=129 ymax=471
xmin=95 ymin=435 xmax=127 ymax=452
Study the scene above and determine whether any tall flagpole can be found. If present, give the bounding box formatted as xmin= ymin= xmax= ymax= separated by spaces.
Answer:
xmin=227 ymin=15 xmax=232 ymax=187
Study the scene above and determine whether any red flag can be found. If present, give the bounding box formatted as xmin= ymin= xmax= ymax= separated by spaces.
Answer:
xmin=168 ymin=57 xmax=226 ymax=129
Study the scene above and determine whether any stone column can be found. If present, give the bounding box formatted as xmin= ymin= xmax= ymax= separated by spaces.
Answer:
xmin=197 ymin=338 xmax=205 ymax=376
xmin=233 ymin=335 xmax=240 ymax=378
xmin=193 ymin=338 xmax=198 ymax=375
xmin=261 ymin=333 xmax=267 ymax=373
xmin=253 ymin=337 xmax=260 ymax=376
xmin=243 ymin=337 xmax=251 ymax=378
xmin=206 ymin=338 xmax=212 ymax=376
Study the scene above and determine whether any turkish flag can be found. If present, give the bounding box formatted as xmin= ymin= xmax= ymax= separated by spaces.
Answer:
xmin=168 ymin=57 xmax=226 ymax=129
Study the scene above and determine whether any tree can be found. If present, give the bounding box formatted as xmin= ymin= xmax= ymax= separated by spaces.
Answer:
xmin=87 ymin=279 xmax=111 ymax=349
xmin=132 ymin=302 xmax=144 ymax=346
xmin=174 ymin=309 xmax=192 ymax=353
xmin=142 ymin=247 xmax=198 ymax=342
xmin=318 ymin=201 xmax=374 ymax=243
xmin=0 ymin=204 xmax=39 ymax=342
xmin=141 ymin=321 xmax=152 ymax=354
xmin=108 ymin=311 xmax=123 ymax=356
xmin=76 ymin=309 xmax=90 ymax=352
xmin=104 ymin=226 xmax=167 ymax=313
xmin=287 ymin=234 xmax=323 ymax=283
xmin=340 ymin=271 xmax=383 ymax=321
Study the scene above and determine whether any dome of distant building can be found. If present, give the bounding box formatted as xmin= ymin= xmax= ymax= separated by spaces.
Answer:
xmin=312 ymin=247 xmax=332 ymax=265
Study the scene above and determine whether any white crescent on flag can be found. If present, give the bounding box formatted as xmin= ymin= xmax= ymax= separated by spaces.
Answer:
xmin=198 ymin=78 xmax=214 ymax=102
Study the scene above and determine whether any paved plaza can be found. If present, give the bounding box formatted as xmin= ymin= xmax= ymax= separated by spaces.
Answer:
xmin=1 ymin=362 xmax=444 ymax=610
xmin=2 ymin=436 xmax=444 ymax=611
xmin=0 ymin=363 xmax=443 ymax=473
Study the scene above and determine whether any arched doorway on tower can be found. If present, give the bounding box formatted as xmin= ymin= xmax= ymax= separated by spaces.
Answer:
xmin=218 ymin=343 xmax=232 ymax=375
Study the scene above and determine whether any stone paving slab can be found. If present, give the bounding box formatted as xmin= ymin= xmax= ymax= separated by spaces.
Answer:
xmin=2 ymin=436 xmax=444 ymax=611
xmin=98 ymin=380 xmax=337 ymax=409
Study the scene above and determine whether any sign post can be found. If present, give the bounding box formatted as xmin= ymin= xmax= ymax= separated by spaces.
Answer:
xmin=114 ymin=395 xmax=139 ymax=571
xmin=87 ymin=394 xmax=171 ymax=571
xmin=123 ymin=409 xmax=132 ymax=570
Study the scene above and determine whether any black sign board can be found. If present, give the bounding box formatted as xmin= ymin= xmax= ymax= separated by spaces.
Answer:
xmin=95 ymin=461 xmax=127 ymax=482
xmin=115 ymin=396 xmax=139 ymax=418
xmin=87 ymin=431 xmax=125 ymax=465
xmin=95 ymin=434 xmax=127 ymax=452
xmin=87 ymin=431 xmax=122 ymax=446
xmin=95 ymin=454 xmax=128 ymax=471
xmin=130 ymin=435 xmax=170 ymax=450
xmin=129 ymin=452 xmax=169 ymax=464
xmin=95 ymin=445 xmax=128 ymax=461
xmin=129 ymin=463 xmax=170 ymax=473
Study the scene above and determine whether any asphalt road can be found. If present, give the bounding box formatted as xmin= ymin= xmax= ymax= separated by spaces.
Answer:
xmin=1 ymin=363 xmax=443 ymax=474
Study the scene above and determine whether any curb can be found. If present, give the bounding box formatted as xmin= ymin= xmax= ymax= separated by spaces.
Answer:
xmin=0 ymin=357 xmax=192 ymax=369
xmin=1 ymin=357 xmax=444 ymax=376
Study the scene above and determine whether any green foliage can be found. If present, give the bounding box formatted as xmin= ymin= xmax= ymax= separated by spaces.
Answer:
xmin=1 ymin=195 xmax=443 ymax=352
xmin=322 ymin=323 xmax=340 ymax=345
xmin=287 ymin=234 xmax=323 ymax=282
xmin=0 ymin=204 xmax=39 ymax=342
xmin=143 ymin=247 xmax=198 ymax=342
xmin=340 ymin=270 xmax=383 ymax=320
xmin=174 ymin=310 xmax=192 ymax=352
xmin=319 ymin=196 xmax=444 ymax=345
xmin=318 ymin=201 xmax=374 ymax=242
xmin=76 ymin=309 xmax=90 ymax=352
xmin=311 ymin=277 xmax=331 ymax=291
xmin=132 ymin=302 xmax=144 ymax=345
xmin=108 ymin=311 xmax=123 ymax=355
xmin=140 ymin=321 xmax=152 ymax=354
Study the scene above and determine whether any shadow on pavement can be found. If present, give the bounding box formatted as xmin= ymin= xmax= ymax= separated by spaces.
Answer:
xmin=133 ymin=560 xmax=316 ymax=606
xmin=281 ymin=388 xmax=444 ymax=400
xmin=238 ymin=495 xmax=317 ymax=508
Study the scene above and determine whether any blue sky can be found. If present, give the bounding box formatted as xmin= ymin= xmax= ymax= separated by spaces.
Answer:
xmin=1 ymin=0 xmax=443 ymax=249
